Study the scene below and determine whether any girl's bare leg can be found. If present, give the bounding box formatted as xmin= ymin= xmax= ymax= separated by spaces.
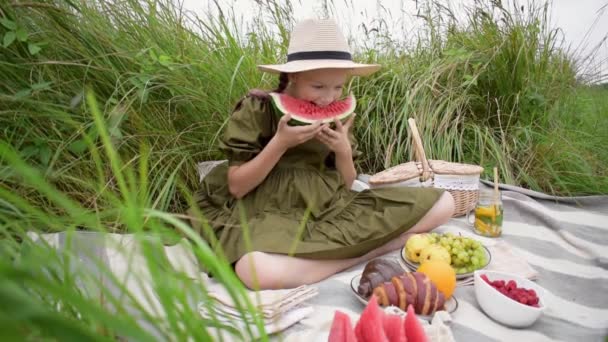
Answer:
xmin=235 ymin=192 xmax=454 ymax=289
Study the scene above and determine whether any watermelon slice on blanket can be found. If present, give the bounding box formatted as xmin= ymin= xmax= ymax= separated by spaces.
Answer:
xmin=383 ymin=313 xmax=407 ymax=342
xmin=269 ymin=92 xmax=356 ymax=125
xmin=328 ymin=296 xmax=430 ymax=341
xmin=328 ymin=311 xmax=357 ymax=342
xmin=405 ymin=304 xmax=428 ymax=342
xmin=354 ymin=295 xmax=389 ymax=342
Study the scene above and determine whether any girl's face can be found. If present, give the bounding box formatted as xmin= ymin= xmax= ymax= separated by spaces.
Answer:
xmin=287 ymin=68 xmax=349 ymax=107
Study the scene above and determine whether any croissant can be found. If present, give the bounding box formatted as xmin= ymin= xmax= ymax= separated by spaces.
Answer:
xmin=372 ymin=272 xmax=446 ymax=316
xmin=357 ymin=259 xmax=404 ymax=298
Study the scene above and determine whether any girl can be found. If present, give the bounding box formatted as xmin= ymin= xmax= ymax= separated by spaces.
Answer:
xmin=190 ymin=19 xmax=454 ymax=290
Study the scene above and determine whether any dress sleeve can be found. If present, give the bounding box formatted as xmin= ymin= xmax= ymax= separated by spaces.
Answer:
xmin=219 ymin=96 xmax=275 ymax=166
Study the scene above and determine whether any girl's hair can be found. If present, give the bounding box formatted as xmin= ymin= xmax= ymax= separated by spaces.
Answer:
xmin=273 ymin=72 xmax=289 ymax=93
xmin=233 ymin=72 xmax=289 ymax=111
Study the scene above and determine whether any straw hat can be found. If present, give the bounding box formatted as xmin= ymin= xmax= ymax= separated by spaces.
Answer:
xmin=257 ymin=18 xmax=381 ymax=76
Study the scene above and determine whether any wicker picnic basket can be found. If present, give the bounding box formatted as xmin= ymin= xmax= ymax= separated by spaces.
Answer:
xmin=369 ymin=118 xmax=484 ymax=217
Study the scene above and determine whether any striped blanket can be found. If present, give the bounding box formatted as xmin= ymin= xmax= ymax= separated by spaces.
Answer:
xmin=28 ymin=171 xmax=608 ymax=341
xmin=282 ymin=180 xmax=608 ymax=342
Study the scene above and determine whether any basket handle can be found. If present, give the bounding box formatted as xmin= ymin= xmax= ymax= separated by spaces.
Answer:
xmin=407 ymin=118 xmax=432 ymax=181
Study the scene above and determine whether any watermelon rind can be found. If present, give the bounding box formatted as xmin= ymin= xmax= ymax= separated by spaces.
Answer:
xmin=269 ymin=92 xmax=356 ymax=125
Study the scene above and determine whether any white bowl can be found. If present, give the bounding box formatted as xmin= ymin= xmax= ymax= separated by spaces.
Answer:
xmin=474 ymin=270 xmax=548 ymax=328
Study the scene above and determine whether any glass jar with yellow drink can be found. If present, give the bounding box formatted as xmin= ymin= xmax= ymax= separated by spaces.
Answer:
xmin=467 ymin=189 xmax=503 ymax=237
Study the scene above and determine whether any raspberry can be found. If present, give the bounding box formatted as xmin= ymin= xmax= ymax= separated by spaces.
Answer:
xmin=487 ymin=278 xmax=541 ymax=308
xmin=506 ymin=280 xmax=516 ymax=291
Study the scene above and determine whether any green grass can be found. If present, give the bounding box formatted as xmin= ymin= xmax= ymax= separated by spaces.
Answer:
xmin=0 ymin=0 xmax=607 ymax=339
xmin=1 ymin=90 xmax=269 ymax=340
xmin=348 ymin=0 xmax=606 ymax=194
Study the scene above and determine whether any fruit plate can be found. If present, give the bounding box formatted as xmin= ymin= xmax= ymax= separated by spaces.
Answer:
xmin=349 ymin=274 xmax=458 ymax=321
xmin=400 ymin=245 xmax=492 ymax=280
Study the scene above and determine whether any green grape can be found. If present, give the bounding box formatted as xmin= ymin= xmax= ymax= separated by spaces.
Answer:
xmin=471 ymin=256 xmax=479 ymax=266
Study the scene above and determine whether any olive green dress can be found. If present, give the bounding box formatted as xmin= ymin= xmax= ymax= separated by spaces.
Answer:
xmin=192 ymin=95 xmax=443 ymax=265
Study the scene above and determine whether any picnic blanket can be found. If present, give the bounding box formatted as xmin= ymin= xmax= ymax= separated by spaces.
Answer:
xmin=27 ymin=163 xmax=608 ymax=341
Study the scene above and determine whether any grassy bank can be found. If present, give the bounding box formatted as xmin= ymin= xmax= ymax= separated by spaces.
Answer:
xmin=1 ymin=0 xmax=606 ymax=207
xmin=0 ymin=0 xmax=606 ymax=339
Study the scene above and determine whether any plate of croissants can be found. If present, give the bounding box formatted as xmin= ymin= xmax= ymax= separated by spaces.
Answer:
xmin=350 ymin=258 xmax=458 ymax=320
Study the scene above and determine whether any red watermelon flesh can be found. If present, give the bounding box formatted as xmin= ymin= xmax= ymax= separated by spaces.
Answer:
xmin=383 ymin=313 xmax=407 ymax=342
xmin=269 ymin=92 xmax=356 ymax=124
xmin=404 ymin=304 xmax=428 ymax=342
xmin=328 ymin=310 xmax=357 ymax=342
xmin=354 ymin=295 xmax=389 ymax=342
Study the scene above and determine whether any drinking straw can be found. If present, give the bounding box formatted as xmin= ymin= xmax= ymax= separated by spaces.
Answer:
xmin=492 ymin=167 xmax=499 ymax=233
xmin=493 ymin=167 xmax=499 ymax=201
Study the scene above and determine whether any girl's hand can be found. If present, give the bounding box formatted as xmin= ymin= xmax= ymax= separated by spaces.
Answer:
xmin=316 ymin=115 xmax=355 ymax=157
xmin=273 ymin=114 xmax=323 ymax=149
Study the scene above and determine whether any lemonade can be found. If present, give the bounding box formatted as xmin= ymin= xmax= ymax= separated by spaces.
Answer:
xmin=474 ymin=203 xmax=503 ymax=237
xmin=468 ymin=189 xmax=503 ymax=237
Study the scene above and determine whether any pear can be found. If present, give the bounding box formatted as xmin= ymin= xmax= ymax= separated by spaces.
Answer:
xmin=405 ymin=234 xmax=432 ymax=262
xmin=419 ymin=244 xmax=451 ymax=265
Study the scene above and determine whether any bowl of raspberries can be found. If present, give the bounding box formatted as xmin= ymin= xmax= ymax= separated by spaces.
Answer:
xmin=474 ymin=270 xmax=548 ymax=327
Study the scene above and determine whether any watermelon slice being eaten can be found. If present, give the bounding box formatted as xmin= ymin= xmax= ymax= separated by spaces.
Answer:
xmin=269 ymin=92 xmax=356 ymax=125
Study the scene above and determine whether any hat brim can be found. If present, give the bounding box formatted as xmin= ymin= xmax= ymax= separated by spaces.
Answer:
xmin=257 ymin=59 xmax=381 ymax=76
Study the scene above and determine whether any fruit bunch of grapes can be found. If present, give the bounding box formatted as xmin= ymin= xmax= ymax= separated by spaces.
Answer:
xmin=426 ymin=232 xmax=487 ymax=274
